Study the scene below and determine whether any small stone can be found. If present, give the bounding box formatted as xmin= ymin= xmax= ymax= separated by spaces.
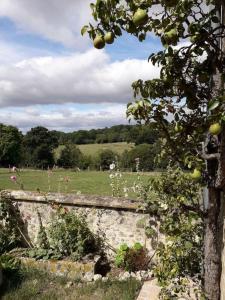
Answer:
xmin=147 ymin=270 xmax=153 ymax=279
xmin=130 ymin=272 xmax=136 ymax=278
xmin=122 ymin=271 xmax=131 ymax=280
xmin=83 ymin=272 xmax=94 ymax=282
xmin=102 ymin=276 xmax=108 ymax=282
xmin=134 ymin=271 xmax=142 ymax=281
xmin=94 ymin=255 xmax=101 ymax=263
xmin=82 ymin=253 xmax=94 ymax=262
xmin=138 ymin=270 xmax=148 ymax=280
xmin=65 ymin=281 xmax=73 ymax=288
xmin=93 ymin=274 xmax=102 ymax=281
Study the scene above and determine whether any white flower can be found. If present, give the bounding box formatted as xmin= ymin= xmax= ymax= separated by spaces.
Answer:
xmin=12 ymin=166 xmax=17 ymax=172
xmin=160 ymin=203 xmax=168 ymax=210
xmin=166 ymin=240 xmax=173 ymax=246
xmin=195 ymin=235 xmax=200 ymax=243
xmin=109 ymin=174 xmax=114 ymax=179
xmin=109 ymin=163 xmax=115 ymax=170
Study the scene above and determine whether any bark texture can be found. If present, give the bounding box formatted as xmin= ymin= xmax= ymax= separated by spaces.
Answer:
xmin=204 ymin=3 xmax=225 ymax=298
xmin=204 ymin=188 xmax=223 ymax=300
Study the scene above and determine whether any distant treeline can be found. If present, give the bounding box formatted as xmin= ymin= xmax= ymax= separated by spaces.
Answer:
xmin=0 ymin=123 xmax=168 ymax=171
xmin=50 ymin=124 xmax=158 ymax=145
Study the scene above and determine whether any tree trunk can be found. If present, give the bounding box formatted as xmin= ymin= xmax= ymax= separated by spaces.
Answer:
xmin=204 ymin=187 xmax=223 ymax=300
xmin=204 ymin=3 xmax=225 ymax=298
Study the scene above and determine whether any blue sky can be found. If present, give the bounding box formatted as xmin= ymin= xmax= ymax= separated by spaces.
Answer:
xmin=0 ymin=1 xmax=161 ymax=132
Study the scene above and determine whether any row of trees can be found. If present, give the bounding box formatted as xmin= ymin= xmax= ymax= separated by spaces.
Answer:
xmin=0 ymin=125 xmax=57 ymax=168
xmin=46 ymin=124 xmax=158 ymax=145
xmin=56 ymin=142 xmax=168 ymax=171
xmin=0 ymin=123 xmax=165 ymax=170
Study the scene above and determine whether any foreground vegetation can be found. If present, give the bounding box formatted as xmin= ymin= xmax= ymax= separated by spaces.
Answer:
xmin=1 ymin=267 xmax=141 ymax=300
xmin=0 ymin=166 xmax=204 ymax=299
xmin=0 ymin=168 xmax=153 ymax=197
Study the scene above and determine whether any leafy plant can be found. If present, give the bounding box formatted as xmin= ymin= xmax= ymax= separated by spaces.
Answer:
xmin=115 ymin=242 xmax=149 ymax=272
xmin=48 ymin=207 xmax=102 ymax=260
xmin=26 ymin=248 xmax=62 ymax=260
xmin=0 ymin=254 xmax=22 ymax=293
xmin=0 ymin=193 xmax=31 ymax=254
xmin=0 ymin=254 xmax=21 ymax=272
xmin=145 ymin=166 xmax=204 ymax=298
xmin=36 ymin=211 xmax=49 ymax=249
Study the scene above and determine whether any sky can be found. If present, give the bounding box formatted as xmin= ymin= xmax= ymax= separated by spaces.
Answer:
xmin=0 ymin=0 xmax=162 ymax=133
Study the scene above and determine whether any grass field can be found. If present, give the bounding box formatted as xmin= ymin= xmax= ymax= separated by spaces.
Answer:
xmin=77 ymin=142 xmax=134 ymax=157
xmin=54 ymin=142 xmax=134 ymax=159
xmin=0 ymin=168 xmax=157 ymax=197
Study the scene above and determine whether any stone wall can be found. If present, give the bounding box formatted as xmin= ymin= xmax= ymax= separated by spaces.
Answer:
xmin=2 ymin=189 xmax=224 ymax=297
xmin=0 ymin=190 xmax=154 ymax=257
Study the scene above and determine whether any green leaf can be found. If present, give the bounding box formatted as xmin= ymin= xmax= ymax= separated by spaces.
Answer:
xmin=81 ymin=25 xmax=88 ymax=36
xmin=208 ymin=100 xmax=219 ymax=111
xmin=133 ymin=242 xmax=143 ymax=251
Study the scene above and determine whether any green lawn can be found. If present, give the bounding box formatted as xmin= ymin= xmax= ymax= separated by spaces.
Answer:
xmin=0 ymin=168 xmax=156 ymax=197
xmin=1 ymin=267 xmax=142 ymax=300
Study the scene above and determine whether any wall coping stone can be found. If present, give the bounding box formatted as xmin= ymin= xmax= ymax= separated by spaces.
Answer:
xmin=0 ymin=190 xmax=145 ymax=212
xmin=19 ymin=257 xmax=96 ymax=279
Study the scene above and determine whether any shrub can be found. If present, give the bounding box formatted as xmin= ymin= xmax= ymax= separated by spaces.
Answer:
xmin=56 ymin=144 xmax=83 ymax=168
xmin=0 ymin=195 xmax=27 ymax=254
xmin=0 ymin=254 xmax=20 ymax=273
xmin=48 ymin=207 xmax=102 ymax=260
xmin=145 ymin=166 xmax=204 ymax=298
xmin=96 ymin=149 xmax=117 ymax=170
xmin=115 ymin=243 xmax=149 ymax=272
xmin=120 ymin=144 xmax=156 ymax=171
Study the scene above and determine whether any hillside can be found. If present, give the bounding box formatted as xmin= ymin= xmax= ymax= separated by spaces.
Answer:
xmin=78 ymin=142 xmax=134 ymax=157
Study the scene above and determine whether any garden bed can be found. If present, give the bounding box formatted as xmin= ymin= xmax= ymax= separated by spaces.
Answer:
xmin=0 ymin=266 xmax=142 ymax=300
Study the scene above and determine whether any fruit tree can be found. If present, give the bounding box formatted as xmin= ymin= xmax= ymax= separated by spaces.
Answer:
xmin=82 ymin=0 xmax=225 ymax=298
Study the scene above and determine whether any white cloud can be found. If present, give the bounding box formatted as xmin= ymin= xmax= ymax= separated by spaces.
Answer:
xmin=0 ymin=104 xmax=128 ymax=132
xmin=0 ymin=49 xmax=160 ymax=108
xmin=0 ymin=1 xmax=162 ymax=132
xmin=0 ymin=0 xmax=92 ymax=48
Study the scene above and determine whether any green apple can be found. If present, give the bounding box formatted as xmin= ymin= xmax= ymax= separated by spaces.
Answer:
xmin=191 ymin=169 xmax=201 ymax=180
xmin=164 ymin=28 xmax=178 ymax=44
xmin=190 ymin=35 xmax=198 ymax=43
xmin=132 ymin=9 xmax=148 ymax=26
xmin=104 ymin=32 xmax=114 ymax=44
xmin=175 ymin=123 xmax=183 ymax=132
xmin=209 ymin=123 xmax=222 ymax=135
xmin=93 ymin=35 xmax=105 ymax=49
